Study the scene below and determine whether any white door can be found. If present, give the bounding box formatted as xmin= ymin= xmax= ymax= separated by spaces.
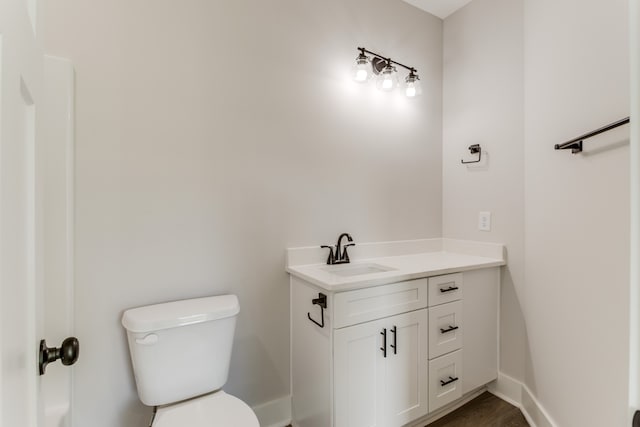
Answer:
xmin=334 ymin=318 xmax=387 ymax=427
xmin=0 ymin=1 xmax=74 ymax=427
xmin=384 ymin=309 xmax=428 ymax=426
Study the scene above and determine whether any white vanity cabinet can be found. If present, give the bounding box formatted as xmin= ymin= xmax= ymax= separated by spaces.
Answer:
xmin=290 ymin=267 xmax=499 ymax=427
xmin=334 ymin=308 xmax=428 ymax=427
xmin=427 ymin=273 xmax=464 ymax=411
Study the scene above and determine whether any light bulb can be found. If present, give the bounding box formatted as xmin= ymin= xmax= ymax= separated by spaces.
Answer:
xmin=351 ymin=53 xmax=371 ymax=83
xmin=405 ymin=71 xmax=422 ymax=98
xmin=382 ymin=76 xmax=394 ymax=90
xmin=376 ymin=64 xmax=398 ymax=92
xmin=355 ymin=68 xmax=368 ymax=82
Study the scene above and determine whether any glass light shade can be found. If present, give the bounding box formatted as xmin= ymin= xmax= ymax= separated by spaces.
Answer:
xmin=405 ymin=73 xmax=422 ymax=98
xmin=376 ymin=65 xmax=398 ymax=91
xmin=351 ymin=55 xmax=371 ymax=83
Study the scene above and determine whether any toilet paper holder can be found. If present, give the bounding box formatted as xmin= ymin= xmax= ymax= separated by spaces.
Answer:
xmin=461 ymin=144 xmax=482 ymax=164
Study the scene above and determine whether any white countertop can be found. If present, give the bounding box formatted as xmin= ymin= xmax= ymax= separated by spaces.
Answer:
xmin=286 ymin=239 xmax=506 ymax=292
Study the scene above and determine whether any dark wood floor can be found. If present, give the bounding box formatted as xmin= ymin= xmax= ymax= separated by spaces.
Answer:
xmin=426 ymin=392 xmax=529 ymax=427
xmin=284 ymin=392 xmax=527 ymax=427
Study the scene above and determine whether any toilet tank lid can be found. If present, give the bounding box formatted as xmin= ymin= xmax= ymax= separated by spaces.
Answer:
xmin=121 ymin=295 xmax=239 ymax=333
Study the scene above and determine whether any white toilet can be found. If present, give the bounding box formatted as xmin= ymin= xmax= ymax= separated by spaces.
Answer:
xmin=121 ymin=295 xmax=260 ymax=426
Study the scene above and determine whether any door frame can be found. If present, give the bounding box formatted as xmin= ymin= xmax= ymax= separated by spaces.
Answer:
xmin=630 ymin=0 xmax=640 ymax=424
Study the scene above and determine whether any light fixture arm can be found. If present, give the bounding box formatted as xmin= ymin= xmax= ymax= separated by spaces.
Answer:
xmin=358 ymin=47 xmax=417 ymax=74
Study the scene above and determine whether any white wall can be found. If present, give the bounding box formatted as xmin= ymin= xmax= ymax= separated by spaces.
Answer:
xmin=44 ymin=1 xmax=443 ymax=426
xmin=524 ymin=0 xmax=629 ymax=425
xmin=445 ymin=0 xmax=630 ymax=425
xmin=442 ymin=0 xmax=526 ymax=382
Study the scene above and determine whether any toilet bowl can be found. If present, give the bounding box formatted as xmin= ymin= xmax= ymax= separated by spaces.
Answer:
xmin=122 ymin=295 xmax=259 ymax=426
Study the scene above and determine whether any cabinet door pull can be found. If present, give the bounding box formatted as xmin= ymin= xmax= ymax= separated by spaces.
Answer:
xmin=390 ymin=326 xmax=397 ymax=355
xmin=440 ymin=285 xmax=459 ymax=293
xmin=440 ymin=325 xmax=459 ymax=334
xmin=380 ymin=328 xmax=387 ymax=358
xmin=440 ymin=376 xmax=459 ymax=387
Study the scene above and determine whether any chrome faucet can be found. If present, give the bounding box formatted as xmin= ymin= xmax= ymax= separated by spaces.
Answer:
xmin=321 ymin=233 xmax=355 ymax=265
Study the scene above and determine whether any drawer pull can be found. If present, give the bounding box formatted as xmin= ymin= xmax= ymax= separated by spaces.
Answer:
xmin=380 ymin=328 xmax=387 ymax=358
xmin=440 ymin=376 xmax=459 ymax=387
xmin=390 ymin=326 xmax=397 ymax=355
xmin=440 ymin=325 xmax=459 ymax=334
xmin=440 ymin=285 xmax=459 ymax=293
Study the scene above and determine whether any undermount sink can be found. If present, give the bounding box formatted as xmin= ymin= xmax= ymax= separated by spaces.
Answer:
xmin=320 ymin=263 xmax=395 ymax=277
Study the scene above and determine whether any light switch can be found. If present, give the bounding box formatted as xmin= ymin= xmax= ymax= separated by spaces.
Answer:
xmin=478 ymin=211 xmax=491 ymax=231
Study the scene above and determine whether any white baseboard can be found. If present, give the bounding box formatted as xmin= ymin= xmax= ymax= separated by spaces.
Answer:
xmin=487 ymin=372 xmax=522 ymax=408
xmin=488 ymin=373 xmax=556 ymax=427
xmin=278 ymin=372 xmax=556 ymax=427
xmin=252 ymin=395 xmax=291 ymax=427
xmin=521 ymin=383 xmax=557 ymax=427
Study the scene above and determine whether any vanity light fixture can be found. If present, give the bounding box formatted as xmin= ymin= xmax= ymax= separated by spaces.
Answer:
xmin=376 ymin=62 xmax=399 ymax=92
xmin=351 ymin=50 xmax=372 ymax=82
xmin=352 ymin=47 xmax=421 ymax=97
xmin=405 ymin=69 xmax=422 ymax=98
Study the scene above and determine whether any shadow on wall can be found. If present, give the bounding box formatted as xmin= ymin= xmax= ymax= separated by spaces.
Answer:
xmin=581 ymin=138 xmax=629 ymax=157
xmin=225 ymin=333 xmax=288 ymax=405
xmin=119 ymin=399 xmax=150 ymax=427
xmin=500 ymin=265 xmax=529 ymax=384
xmin=499 ymin=264 xmax=546 ymax=422
xmin=118 ymin=327 xmax=151 ymax=427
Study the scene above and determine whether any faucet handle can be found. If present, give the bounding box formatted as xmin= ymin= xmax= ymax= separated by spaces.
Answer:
xmin=342 ymin=243 xmax=355 ymax=263
xmin=320 ymin=245 xmax=336 ymax=265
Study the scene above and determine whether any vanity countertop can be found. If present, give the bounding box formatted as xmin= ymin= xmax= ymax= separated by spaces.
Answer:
xmin=286 ymin=238 xmax=506 ymax=292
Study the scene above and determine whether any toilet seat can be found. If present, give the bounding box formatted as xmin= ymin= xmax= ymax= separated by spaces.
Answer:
xmin=153 ymin=391 xmax=259 ymax=427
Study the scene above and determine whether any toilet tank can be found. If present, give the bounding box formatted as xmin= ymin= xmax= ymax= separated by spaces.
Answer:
xmin=122 ymin=295 xmax=240 ymax=406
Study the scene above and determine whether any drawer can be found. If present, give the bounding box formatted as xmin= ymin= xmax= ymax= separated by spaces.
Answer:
xmin=428 ymin=273 xmax=463 ymax=307
xmin=428 ymin=350 xmax=463 ymax=412
xmin=428 ymin=301 xmax=463 ymax=359
xmin=333 ymin=278 xmax=429 ymax=329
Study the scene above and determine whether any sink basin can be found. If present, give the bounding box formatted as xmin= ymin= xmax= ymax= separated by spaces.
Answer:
xmin=320 ymin=263 xmax=395 ymax=277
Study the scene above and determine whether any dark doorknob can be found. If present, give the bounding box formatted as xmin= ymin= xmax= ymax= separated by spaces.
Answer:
xmin=39 ymin=337 xmax=79 ymax=375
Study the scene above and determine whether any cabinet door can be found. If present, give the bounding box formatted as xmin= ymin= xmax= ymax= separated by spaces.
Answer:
xmin=334 ymin=318 xmax=387 ymax=427
xmin=384 ymin=309 xmax=429 ymax=426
